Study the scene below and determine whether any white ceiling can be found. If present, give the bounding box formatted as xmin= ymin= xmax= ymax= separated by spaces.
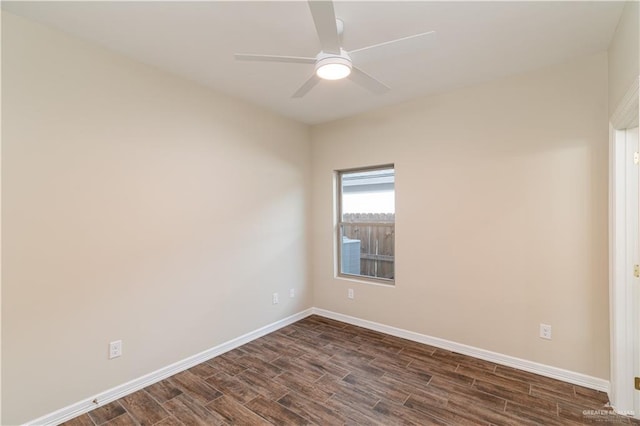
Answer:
xmin=3 ymin=1 xmax=625 ymax=124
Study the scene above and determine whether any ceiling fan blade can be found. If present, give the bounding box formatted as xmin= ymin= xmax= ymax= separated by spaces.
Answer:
xmin=292 ymin=74 xmax=321 ymax=98
xmin=308 ymin=1 xmax=341 ymax=54
xmin=235 ymin=54 xmax=316 ymax=64
xmin=349 ymin=31 xmax=436 ymax=64
xmin=348 ymin=67 xmax=390 ymax=94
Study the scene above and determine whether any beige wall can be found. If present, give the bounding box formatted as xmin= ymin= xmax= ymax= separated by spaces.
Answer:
xmin=1 ymin=6 xmax=617 ymax=424
xmin=311 ymin=52 xmax=610 ymax=380
xmin=608 ymin=0 xmax=639 ymax=114
xmin=1 ymin=12 xmax=311 ymax=425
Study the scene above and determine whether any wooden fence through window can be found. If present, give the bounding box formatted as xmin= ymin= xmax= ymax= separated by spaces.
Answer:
xmin=342 ymin=213 xmax=395 ymax=280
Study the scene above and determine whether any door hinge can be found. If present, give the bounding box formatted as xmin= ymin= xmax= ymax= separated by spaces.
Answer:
xmin=634 ymin=152 xmax=640 ymax=165
xmin=635 ymin=264 xmax=640 ymax=278
xmin=635 ymin=377 xmax=640 ymax=390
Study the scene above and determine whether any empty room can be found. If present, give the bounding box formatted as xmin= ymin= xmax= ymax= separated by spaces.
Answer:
xmin=2 ymin=1 xmax=640 ymax=425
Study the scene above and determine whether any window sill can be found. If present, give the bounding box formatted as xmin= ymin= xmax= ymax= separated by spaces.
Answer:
xmin=335 ymin=274 xmax=395 ymax=287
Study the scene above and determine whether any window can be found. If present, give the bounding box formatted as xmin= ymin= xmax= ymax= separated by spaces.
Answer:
xmin=337 ymin=165 xmax=395 ymax=284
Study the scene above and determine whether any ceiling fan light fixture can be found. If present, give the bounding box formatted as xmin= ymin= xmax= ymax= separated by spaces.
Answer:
xmin=315 ymin=57 xmax=352 ymax=80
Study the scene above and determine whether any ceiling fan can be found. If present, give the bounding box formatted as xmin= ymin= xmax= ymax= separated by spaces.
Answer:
xmin=234 ymin=1 xmax=435 ymax=98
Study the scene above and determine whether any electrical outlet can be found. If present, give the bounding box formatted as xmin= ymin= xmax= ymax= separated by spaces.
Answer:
xmin=348 ymin=288 xmax=354 ymax=299
xmin=272 ymin=293 xmax=279 ymax=304
xmin=290 ymin=288 xmax=295 ymax=298
xmin=539 ymin=324 xmax=552 ymax=340
xmin=109 ymin=340 xmax=122 ymax=359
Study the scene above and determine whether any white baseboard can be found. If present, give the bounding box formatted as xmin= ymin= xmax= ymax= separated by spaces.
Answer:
xmin=27 ymin=306 xmax=610 ymax=425
xmin=25 ymin=308 xmax=314 ymax=426
xmin=312 ymin=308 xmax=610 ymax=393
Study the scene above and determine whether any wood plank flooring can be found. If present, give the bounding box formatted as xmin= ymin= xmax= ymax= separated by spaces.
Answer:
xmin=63 ymin=315 xmax=637 ymax=425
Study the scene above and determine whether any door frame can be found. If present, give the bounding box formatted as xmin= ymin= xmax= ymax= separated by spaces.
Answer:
xmin=609 ymin=76 xmax=639 ymax=416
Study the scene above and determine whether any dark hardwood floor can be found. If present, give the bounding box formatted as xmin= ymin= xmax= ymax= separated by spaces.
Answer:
xmin=63 ymin=315 xmax=636 ymax=425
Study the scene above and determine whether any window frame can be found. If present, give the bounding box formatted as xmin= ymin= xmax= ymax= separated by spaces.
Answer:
xmin=336 ymin=164 xmax=395 ymax=285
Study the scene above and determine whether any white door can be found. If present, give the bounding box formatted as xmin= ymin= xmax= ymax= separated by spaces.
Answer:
xmin=611 ymin=124 xmax=640 ymax=417
xmin=628 ymin=127 xmax=640 ymax=419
